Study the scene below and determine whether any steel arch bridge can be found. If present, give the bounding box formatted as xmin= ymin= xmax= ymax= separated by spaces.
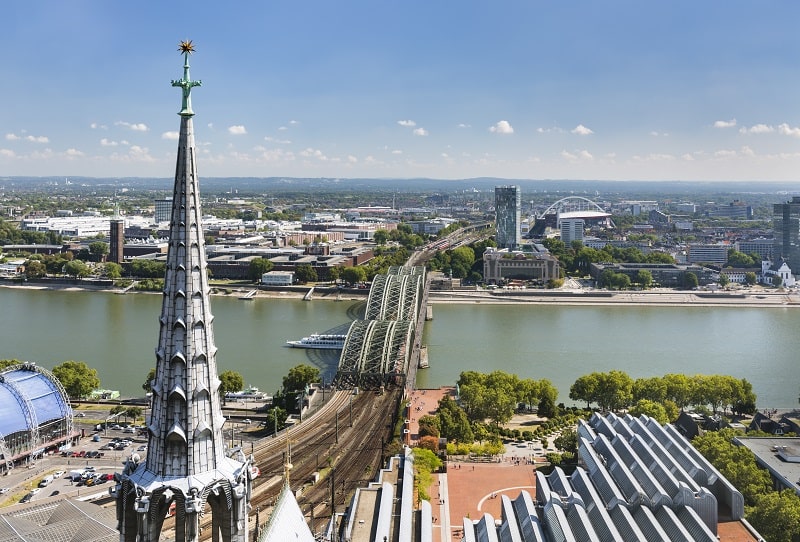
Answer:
xmin=335 ymin=266 xmax=427 ymax=390
xmin=538 ymin=196 xmax=607 ymax=219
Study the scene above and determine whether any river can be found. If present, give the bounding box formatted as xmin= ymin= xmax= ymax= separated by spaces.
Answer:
xmin=1 ymin=287 xmax=797 ymax=409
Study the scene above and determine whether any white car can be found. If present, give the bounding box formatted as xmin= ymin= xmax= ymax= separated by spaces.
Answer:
xmin=53 ymin=470 xmax=65 ymax=478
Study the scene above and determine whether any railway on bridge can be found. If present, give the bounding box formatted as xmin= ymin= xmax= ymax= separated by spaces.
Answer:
xmin=334 ymin=265 xmax=430 ymax=392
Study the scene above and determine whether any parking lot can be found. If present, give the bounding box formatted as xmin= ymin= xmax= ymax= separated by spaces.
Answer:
xmin=0 ymin=416 xmax=148 ymax=507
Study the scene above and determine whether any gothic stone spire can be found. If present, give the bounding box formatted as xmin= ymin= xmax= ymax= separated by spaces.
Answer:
xmin=115 ymin=42 xmax=251 ymax=542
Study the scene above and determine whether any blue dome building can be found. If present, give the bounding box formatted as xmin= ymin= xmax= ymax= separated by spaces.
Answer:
xmin=0 ymin=363 xmax=74 ymax=470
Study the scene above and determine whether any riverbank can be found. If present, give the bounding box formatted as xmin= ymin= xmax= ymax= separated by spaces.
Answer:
xmin=428 ymin=288 xmax=800 ymax=307
xmin=2 ymin=279 xmax=798 ymax=307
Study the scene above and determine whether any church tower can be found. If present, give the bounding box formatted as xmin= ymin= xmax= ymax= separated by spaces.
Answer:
xmin=114 ymin=41 xmax=252 ymax=542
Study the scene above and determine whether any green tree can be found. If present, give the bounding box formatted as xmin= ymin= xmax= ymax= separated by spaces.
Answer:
xmin=282 ymin=364 xmax=321 ymax=393
xmin=553 ymin=428 xmax=578 ymax=454
xmin=772 ymin=274 xmax=783 ymax=287
xmin=635 ymin=269 xmax=653 ymax=289
xmin=693 ymin=428 xmax=771 ymax=505
xmin=0 ymin=359 xmax=23 ymax=371
xmin=436 ymin=396 xmax=474 ymax=443
xmin=328 ymin=266 xmax=341 ymax=285
xmin=104 ymin=262 xmax=122 ymax=279
xmin=52 ymin=360 xmax=100 ymax=399
xmin=24 ymin=259 xmax=47 ymax=278
xmin=142 ymin=368 xmax=156 ymax=394
xmin=629 ymin=399 xmax=670 ymax=424
xmin=726 ymin=249 xmax=756 ymax=267
xmin=64 ymin=259 xmax=90 ymax=278
xmin=88 ymin=241 xmax=109 ymax=261
xmin=248 ymin=257 xmax=274 ymax=282
xmin=683 ymin=271 xmax=699 ymax=289
xmin=373 ymin=229 xmax=389 ymax=245
xmin=294 ymin=264 xmax=318 ymax=283
xmin=125 ymin=406 xmax=143 ymax=423
xmin=744 ymin=272 xmax=757 ymax=286
xmin=418 ymin=415 xmax=440 ymax=437
xmin=570 ymin=374 xmax=598 ymax=409
xmin=747 ymin=491 xmax=800 ymax=542
xmin=264 ymin=406 xmax=288 ymax=433
xmin=219 ymin=370 xmax=244 ymax=402
xmin=341 ymin=266 xmax=367 ymax=285
xmin=718 ymin=273 xmax=730 ymax=288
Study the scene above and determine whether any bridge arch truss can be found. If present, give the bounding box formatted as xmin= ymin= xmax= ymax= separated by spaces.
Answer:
xmin=335 ymin=266 xmax=427 ymax=390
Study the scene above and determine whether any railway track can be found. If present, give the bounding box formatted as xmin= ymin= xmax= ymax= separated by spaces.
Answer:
xmin=151 ymin=388 xmax=400 ymax=540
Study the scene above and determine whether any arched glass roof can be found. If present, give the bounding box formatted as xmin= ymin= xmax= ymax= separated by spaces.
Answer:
xmin=0 ymin=366 xmax=70 ymax=437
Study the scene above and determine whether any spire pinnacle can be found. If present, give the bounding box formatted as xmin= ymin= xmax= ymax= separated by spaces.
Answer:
xmin=171 ymin=40 xmax=202 ymax=117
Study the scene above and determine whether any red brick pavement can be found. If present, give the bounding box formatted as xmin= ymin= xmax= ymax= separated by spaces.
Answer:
xmin=428 ymin=461 xmax=537 ymax=542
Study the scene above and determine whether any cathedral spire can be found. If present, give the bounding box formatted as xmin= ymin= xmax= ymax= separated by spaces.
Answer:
xmin=115 ymin=42 xmax=251 ymax=542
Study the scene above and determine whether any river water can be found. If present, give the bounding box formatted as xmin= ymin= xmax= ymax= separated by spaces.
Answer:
xmin=1 ymin=287 xmax=797 ymax=409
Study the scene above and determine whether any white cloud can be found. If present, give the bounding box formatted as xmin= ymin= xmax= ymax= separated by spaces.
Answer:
xmin=115 ymin=121 xmax=149 ymax=131
xmin=537 ymin=126 xmax=564 ymax=134
xmin=571 ymin=124 xmax=594 ymax=136
xmin=714 ymin=149 xmax=737 ymax=158
xmin=391 ymin=149 xmax=403 ymax=155
xmin=63 ymin=148 xmax=85 ymax=158
xmin=90 ymin=122 xmax=108 ymax=130
xmin=560 ymin=149 xmax=593 ymax=161
xmin=347 ymin=155 xmax=358 ymax=163
xmin=228 ymin=125 xmax=247 ymax=135
xmin=778 ymin=123 xmax=800 ymax=138
xmin=0 ymin=149 xmax=16 ymax=157
xmin=161 ymin=132 xmax=179 ymax=141
xmin=649 ymin=131 xmax=669 ymax=137
xmin=299 ymin=147 xmax=328 ymax=161
xmin=714 ymin=119 xmax=737 ymax=128
xmin=740 ymin=145 xmax=756 ymax=157
xmin=207 ymin=123 xmax=214 ymax=129
xmin=5 ymin=134 xmax=19 ymax=141
xmin=413 ymin=127 xmax=428 ymax=136
xmin=489 ymin=120 xmax=514 ymax=134
xmin=25 ymin=135 xmax=49 ymax=143
xmin=739 ymin=123 xmax=774 ymax=134
xmin=457 ymin=123 xmax=471 ymax=128
xmin=397 ymin=120 xmax=416 ymax=127
xmin=289 ymin=120 xmax=299 ymax=125
xmin=681 ymin=153 xmax=696 ymax=161
xmin=265 ymin=136 xmax=291 ymax=144
xmin=100 ymin=138 xmax=118 ymax=146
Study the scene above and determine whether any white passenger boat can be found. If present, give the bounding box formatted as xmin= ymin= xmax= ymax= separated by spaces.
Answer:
xmin=285 ymin=333 xmax=347 ymax=350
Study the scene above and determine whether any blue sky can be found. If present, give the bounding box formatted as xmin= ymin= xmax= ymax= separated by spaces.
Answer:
xmin=2 ymin=1 xmax=800 ymax=182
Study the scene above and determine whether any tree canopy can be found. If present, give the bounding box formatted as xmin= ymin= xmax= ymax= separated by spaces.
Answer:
xmin=457 ymin=371 xmax=559 ymax=426
xmin=52 ymin=360 xmax=100 ymax=399
xmin=248 ymin=257 xmax=274 ymax=282
xmin=219 ymin=370 xmax=244 ymax=398
xmin=282 ymin=364 xmax=321 ymax=393
xmin=569 ymin=371 xmax=756 ymax=416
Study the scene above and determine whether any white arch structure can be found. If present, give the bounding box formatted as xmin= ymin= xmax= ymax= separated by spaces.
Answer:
xmin=539 ymin=196 xmax=607 ymax=218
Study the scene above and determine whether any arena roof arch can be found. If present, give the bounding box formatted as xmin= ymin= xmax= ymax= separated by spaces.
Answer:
xmin=0 ymin=363 xmax=73 ymax=468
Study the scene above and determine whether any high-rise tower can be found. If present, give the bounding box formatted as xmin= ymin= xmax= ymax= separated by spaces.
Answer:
xmin=114 ymin=41 xmax=252 ymax=542
xmin=109 ymin=202 xmax=125 ymax=264
xmin=495 ymin=185 xmax=521 ymax=249
xmin=774 ymin=196 xmax=800 ymax=273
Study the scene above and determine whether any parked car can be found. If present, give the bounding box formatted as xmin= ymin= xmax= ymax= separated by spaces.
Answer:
xmin=20 ymin=493 xmax=34 ymax=504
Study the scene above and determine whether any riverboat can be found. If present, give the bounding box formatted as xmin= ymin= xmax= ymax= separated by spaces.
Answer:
xmin=285 ymin=333 xmax=347 ymax=350
xmin=225 ymin=386 xmax=268 ymax=401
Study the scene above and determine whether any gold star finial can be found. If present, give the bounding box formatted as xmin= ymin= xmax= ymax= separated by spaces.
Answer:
xmin=178 ymin=40 xmax=195 ymax=54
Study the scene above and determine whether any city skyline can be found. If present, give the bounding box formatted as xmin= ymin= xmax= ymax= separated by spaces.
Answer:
xmin=3 ymin=1 xmax=800 ymax=182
